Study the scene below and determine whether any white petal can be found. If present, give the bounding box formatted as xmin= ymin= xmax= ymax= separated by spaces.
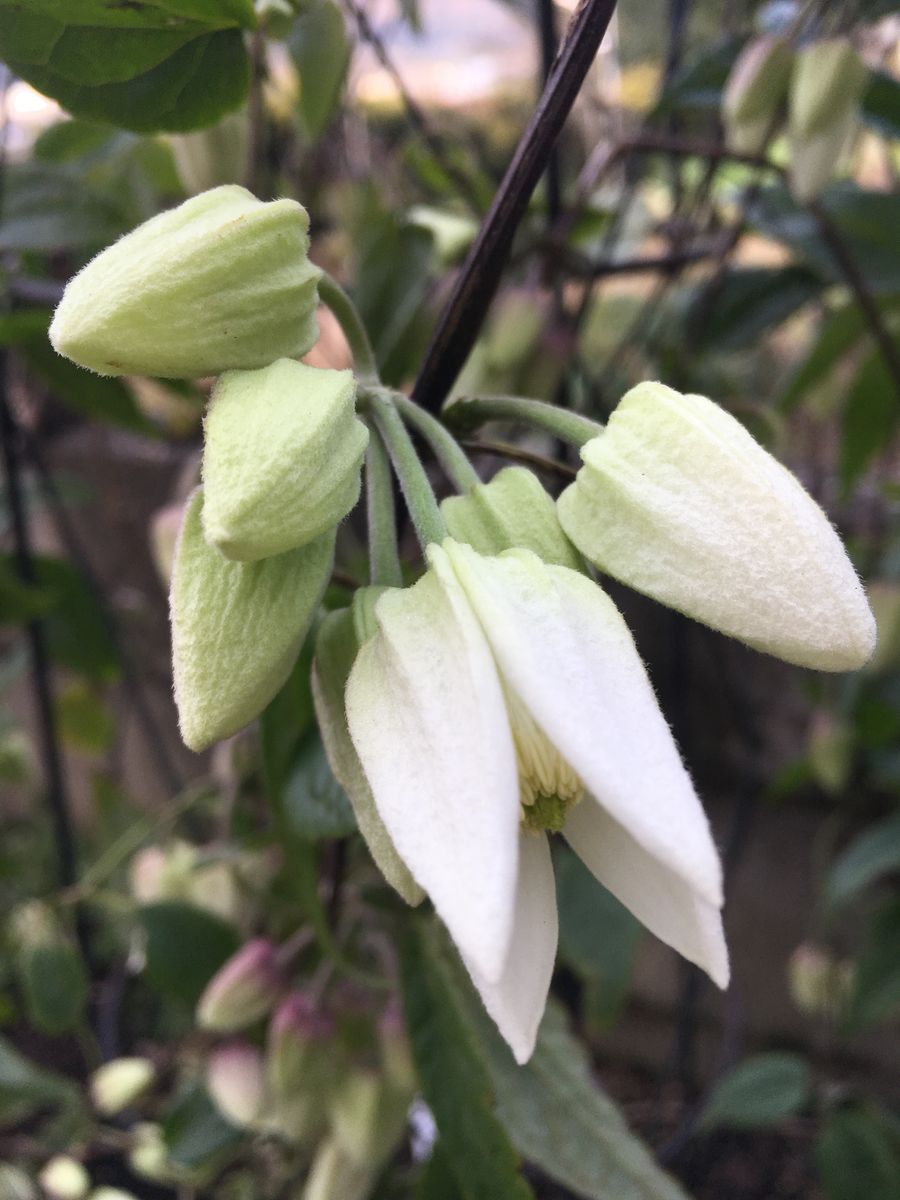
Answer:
xmin=463 ymin=831 xmax=558 ymax=1064
xmin=443 ymin=541 xmax=723 ymax=909
xmin=345 ymin=552 xmax=521 ymax=983
xmin=564 ymin=800 xmax=729 ymax=987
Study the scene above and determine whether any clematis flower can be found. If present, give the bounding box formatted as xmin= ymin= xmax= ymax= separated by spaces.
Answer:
xmin=557 ymin=383 xmax=875 ymax=671
xmin=345 ymin=538 xmax=727 ymax=1063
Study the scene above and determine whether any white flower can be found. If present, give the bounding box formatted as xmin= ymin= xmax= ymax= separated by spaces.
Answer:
xmin=345 ymin=539 xmax=727 ymax=1064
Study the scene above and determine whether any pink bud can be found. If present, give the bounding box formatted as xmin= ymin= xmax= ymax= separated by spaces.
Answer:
xmin=196 ymin=939 xmax=283 ymax=1032
xmin=206 ymin=1042 xmax=266 ymax=1128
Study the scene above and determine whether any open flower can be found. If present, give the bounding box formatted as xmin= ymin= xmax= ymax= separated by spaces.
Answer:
xmin=345 ymin=539 xmax=727 ymax=1063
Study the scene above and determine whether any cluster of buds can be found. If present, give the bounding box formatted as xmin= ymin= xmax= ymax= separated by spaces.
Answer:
xmin=721 ymin=33 xmax=869 ymax=200
xmin=50 ymin=185 xmax=369 ymax=753
xmin=129 ymin=838 xmax=277 ymax=925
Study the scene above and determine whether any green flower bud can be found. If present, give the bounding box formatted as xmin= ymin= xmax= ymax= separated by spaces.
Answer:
xmin=171 ymin=489 xmax=334 ymax=751
xmin=441 ymin=467 xmax=583 ymax=568
xmin=202 ymin=359 xmax=367 ymax=562
xmin=788 ymin=40 xmax=868 ymax=203
xmin=722 ymin=36 xmax=793 ymax=153
xmin=0 ymin=1166 xmax=36 ymax=1200
xmin=128 ymin=1125 xmax=172 ymax=1184
xmin=37 ymin=1159 xmax=89 ymax=1200
xmin=206 ymin=1043 xmax=267 ymax=1129
xmin=196 ymin=939 xmax=283 ymax=1032
xmin=301 ymin=1137 xmax=374 ymax=1200
xmin=311 ymin=607 xmax=424 ymax=905
xmin=266 ymin=992 xmax=335 ymax=1144
xmin=50 ymin=186 xmax=321 ymax=379
xmin=89 ymin=1190 xmax=141 ymax=1200
xmin=329 ymin=1068 xmax=411 ymax=1168
xmin=90 ymin=1057 xmax=156 ymax=1116
xmin=557 ymin=382 xmax=875 ymax=671
xmin=788 ymin=943 xmax=853 ymax=1020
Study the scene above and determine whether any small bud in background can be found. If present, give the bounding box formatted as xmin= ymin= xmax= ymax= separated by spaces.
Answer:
xmin=50 ymin=186 xmax=321 ymax=379
xmin=90 ymin=1057 xmax=156 ymax=1116
xmin=301 ymin=1136 xmax=373 ymax=1200
xmin=37 ymin=1158 xmax=89 ymax=1200
xmin=149 ymin=504 xmax=186 ymax=589
xmin=170 ymin=489 xmax=334 ymax=751
xmin=128 ymin=841 xmax=195 ymax=906
xmin=267 ymin=992 xmax=336 ymax=1143
xmin=789 ymin=943 xmax=854 ymax=1020
xmin=197 ymin=939 xmax=283 ymax=1032
xmin=722 ymin=35 xmax=793 ymax=153
xmin=0 ymin=1165 xmax=37 ymax=1200
xmin=864 ymin=581 xmax=900 ymax=674
xmin=808 ymin=711 xmax=854 ymax=795
xmin=169 ymin=112 xmax=249 ymax=196
xmin=255 ymin=0 xmax=300 ymax=40
xmin=128 ymin=1124 xmax=171 ymax=1184
xmin=206 ymin=1043 xmax=267 ymax=1128
xmin=788 ymin=39 xmax=869 ymax=202
xmin=442 ymin=467 xmax=583 ymax=568
xmin=89 ymin=1190 xmax=141 ymax=1200
xmin=130 ymin=378 xmax=202 ymax=440
xmin=201 ymin=360 xmax=367 ymax=562
xmin=379 ymin=1000 xmax=416 ymax=1096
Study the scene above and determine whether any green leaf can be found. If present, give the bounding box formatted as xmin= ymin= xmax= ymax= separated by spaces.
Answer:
xmin=779 ymin=304 xmax=868 ymax=410
xmin=0 ymin=161 xmax=128 ymax=251
xmin=17 ymin=941 xmax=89 ymax=1035
xmin=653 ymin=36 xmax=741 ymax=116
xmin=9 ymin=29 xmax=250 ymax=134
xmin=56 ymin=680 xmax=114 ymax=753
xmin=163 ymin=1083 xmax=241 ymax=1168
xmin=816 ymin=1106 xmax=900 ymax=1200
xmin=686 ymin=267 xmax=823 ymax=351
xmin=284 ymin=730 xmax=357 ymax=840
xmin=0 ymin=1034 xmax=78 ymax=1122
xmin=290 ymin=0 xmax=349 ymax=140
xmin=827 ymin=812 xmax=900 ymax=909
xmin=862 ymin=71 xmax=900 ymax=141
xmin=697 ymin=1053 xmax=812 ymax=1132
xmin=463 ymin=995 xmax=690 ymax=1200
xmin=416 ymin=1145 xmax=466 ymax=1200
xmin=0 ymin=559 xmax=54 ymax=625
xmin=846 ymin=896 xmax=900 ymax=1030
xmin=140 ymin=901 xmax=239 ymax=1007
xmin=0 ymin=2 xmax=255 ymax=29
xmin=840 ymin=351 xmax=900 ymax=491
xmin=555 ymin=846 xmax=640 ymax=1029
xmin=260 ymin=637 xmax=318 ymax=813
xmin=399 ymin=922 xmax=535 ymax=1200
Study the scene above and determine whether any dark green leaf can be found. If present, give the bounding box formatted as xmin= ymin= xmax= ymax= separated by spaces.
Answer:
xmin=840 ymin=352 xmax=900 ymax=491
xmin=284 ymin=730 xmax=357 ymax=840
xmin=0 ymin=161 xmax=128 ymax=251
xmin=827 ymin=812 xmax=900 ymax=909
xmin=17 ymin=941 xmax=89 ymax=1035
xmin=140 ymin=901 xmax=239 ymax=1007
xmin=0 ymin=2 xmax=254 ymax=29
xmin=290 ymin=0 xmax=349 ymax=140
xmin=555 ymin=846 xmax=640 ymax=1029
xmin=0 ymin=1034 xmax=78 ymax=1122
xmin=399 ymin=922 xmax=535 ymax=1200
xmin=416 ymin=1145 xmax=466 ymax=1200
xmin=653 ymin=36 xmax=742 ymax=115
xmin=779 ymin=304 xmax=868 ymax=410
xmin=816 ymin=1106 xmax=900 ymax=1200
xmin=57 ymin=681 xmax=114 ymax=753
xmin=846 ymin=897 xmax=900 ymax=1030
xmin=697 ymin=1053 xmax=812 ymax=1132
xmin=163 ymin=1083 xmax=241 ymax=1167
xmin=0 ymin=559 xmax=54 ymax=625
xmin=686 ymin=267 xmax=823 ymax=351
xmin=862 ymin=71 xmax=900 ymax=141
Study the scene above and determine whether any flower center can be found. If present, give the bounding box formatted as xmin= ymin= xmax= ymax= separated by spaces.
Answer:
xmin=504 ymin=688 xmax=583 ymax=834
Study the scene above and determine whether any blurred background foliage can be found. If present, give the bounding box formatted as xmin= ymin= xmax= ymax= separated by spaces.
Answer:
xmin=0 ymin=1 xmax=898 ymax=1198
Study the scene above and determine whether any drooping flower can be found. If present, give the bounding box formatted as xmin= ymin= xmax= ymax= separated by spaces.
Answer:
xmin=345 ymin=538 xmax=727 ymax=1063
xmin=557 ymin=382 xmax=875 ymax=671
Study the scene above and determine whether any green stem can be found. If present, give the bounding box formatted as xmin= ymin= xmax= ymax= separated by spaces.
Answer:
xmin=365 ymin=424 xmax=403 ymax=587
xmin=445 ymin=393 xmax=602 ymax=447
xmin=368 ymin=391 xmax=447 ymax=550
xmin=318 ymin=272 xmax=380 ymax=386
xmin=393 ymin=392 xmax=480 ymax=493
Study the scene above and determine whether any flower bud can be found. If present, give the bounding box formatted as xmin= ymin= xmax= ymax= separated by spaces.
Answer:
xmin=788 ymin=40 xmax=868 ymax=202
xmin=206 ymin=1043 xmax=267 ymax=1129
xmin=266 ymin=992 xmax=335 ymax=1143
xmin=788 ymin=943 xmax=853 ymax=1020
xmin=37 ymin=1159 xmax=89 ymax=1200
xmin=90 ymin=1057 xmax=156 ymax=1116
xmin=301 ymin=1137 xmax=373 ymax=1200
xmin=201 ymin=359 xmax=367 ymax=562
xmin=170 ymin=112 xmax=249 ymax=197
xmin=150 ymin=503 xmax=187 ymax=588
xmin=330 ymin=1068 xmax=411 ymax=1168
xmin=128 ymin=1125 xmax=171 ymax=1184
xmin=442 ymin=467 xmax=583 ymax=568
xmin=50 ymin=186 xmax=321 ymax=379
xmin=808 ymin=711 xmax=854 ymax=795
xmin=171 ymin=489 xmax=334 ymax=751
xmin=89 ymin=1190 xmax=141 ymax=1200
xmin=0 ymin=1166 xmax=36 ymax=1200
xmin=722 ymin=35 xmax=793 ymax=153
xmin=312 ymin=608 xmax=424 ymax=905
xmin=557 ymin=382 xmax=876 ymax=671
xmin=197 ymin=938 xmax=283 ymax=1032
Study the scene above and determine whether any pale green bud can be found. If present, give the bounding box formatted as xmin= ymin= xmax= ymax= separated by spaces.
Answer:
xmin=90 ymin=1057 xmax=155 ymax=1116
xmin=171 ymin=489 xmax=334 ymax=751
xmin=722 ymin=36 xmax=793 ymax=153
xmin=329 ymin=1069 xmax=411 ymax=1167
xmin=557 ymin=382 xmax=875 ymax=671
xmin=127 ymin=1125 xmax=170 ymax=1184
xmin=788 ymin=943 xmax=853 ymax=1020
xmin=867 ymin=581 xmax=900 ymax=674
xmin=50 ymin=186 xmax=321 ymax=379
xmin=89 ymin=1190 xmax=141 ymax=1200
xmin=170 ymin=113 xmax=249 ymax=197
xmin=206 ymin=1043 xmax=266 ymax=1128
xmin=149 ymin=503 xmax=186 ymax=588
xmin=788 ymin=40 xmax=868 ymax=202
xmin=266 ymin=992 xmax=335 ymax=1144
xmin=37 ymin=1159 xmax=88 ymax=1200
xmin=808 ymin=711 xmax=854 ymax=795
xmin=442 ymin=467 xmax=583 ymax=569
xmin=0 ymin=1165 xmax=37 ymax=1200
xmin=202 ymin=359 xmax=367 ymax=562
xmin=196 ymin=939 xmax=283 ymax=1032
xmin=311 ymin=608 xmax=424 ymax=905
xmin=255 ymin=0 xmax=299 ymax=38
xmin=301 ymin=1137 xmax=374 ymax=1200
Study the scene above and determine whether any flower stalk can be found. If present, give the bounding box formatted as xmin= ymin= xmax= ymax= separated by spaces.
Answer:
xmin=446 ymin=393 xmax=602 ymax=447
xmin=393 ymin=392 xmax=480 ymax=493
xmin=366 ymin=391 xmax=447 ymax=550
xmin=318 ymin=272 xmax=380 ymax=387
xmin=364 ymin=426 xmax=403 ymax=588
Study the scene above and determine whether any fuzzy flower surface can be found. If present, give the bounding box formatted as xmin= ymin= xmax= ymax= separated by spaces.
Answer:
xmin=345 ymin=539 xmax=727 ymax=1063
